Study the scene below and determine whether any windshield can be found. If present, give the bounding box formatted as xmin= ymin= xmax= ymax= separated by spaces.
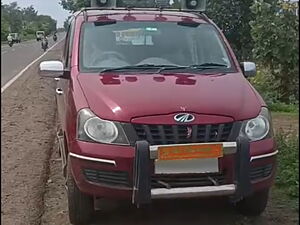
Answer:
xmin=80 ymin=21 xmax=234 ymax=73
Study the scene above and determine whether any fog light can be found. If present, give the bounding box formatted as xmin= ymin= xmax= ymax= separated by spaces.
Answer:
xmin=189 ymin=0 xmax=198 ymax=7
xmin=186 ymin=0 xmax=198 ymax=9
xmin=91 ymin=0 xmax=117 ymax=7
xmin=97 ymin=0 xmax=108 ymax=6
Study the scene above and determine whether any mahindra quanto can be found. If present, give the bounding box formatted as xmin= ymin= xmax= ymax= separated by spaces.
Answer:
xmin=39 ymin=0 xmax=277 ymax=224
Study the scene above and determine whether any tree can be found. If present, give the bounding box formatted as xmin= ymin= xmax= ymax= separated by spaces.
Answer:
xmin=22 ymin=5 xmax=37 ymax=21
xmin=60 ymin=0 xmax=89 ymax=12
xmin=1 ymin=2 xmax=57 ymax=41
xmin=206 ymin=0 xmax=255 ymax=61
xmin=250 ymin=0 xmax=299 ymax=103
xmin=63 ymin=17 xmax=71 ymax=30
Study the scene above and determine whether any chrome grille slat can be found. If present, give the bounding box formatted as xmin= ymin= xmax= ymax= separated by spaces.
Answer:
xmin=133 ymin=123 xmax=234 ymax=145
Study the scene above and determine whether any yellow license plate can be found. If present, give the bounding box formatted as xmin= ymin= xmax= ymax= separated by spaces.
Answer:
xmin=158 ymin=144 xmax=223 ymax=161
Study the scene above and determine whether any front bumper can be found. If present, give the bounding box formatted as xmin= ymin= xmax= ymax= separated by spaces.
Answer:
xmin=69 ymin=138 xmax=277 ymax=203
xmin=151 ymin=184 xmax=236 ymax=199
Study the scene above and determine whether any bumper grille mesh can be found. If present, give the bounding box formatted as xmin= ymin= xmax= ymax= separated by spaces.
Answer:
xmin=250 ymin=164 xmax=273 ymax=181
xmin=152 ymin=173 xmax=227 ymax=188
xmin=83 ymin=169 xmax=130 ymax=187
xmin=133 ymin=123 xmax=234 ymax=145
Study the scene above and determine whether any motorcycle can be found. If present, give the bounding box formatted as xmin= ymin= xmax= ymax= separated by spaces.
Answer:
xmin=53 ymin=34 xmax=57 ymax=42
xmin=41 ymin=39 xmax=48 ymax=52
xmin=8 ymin=40 xmax=13 ymax=47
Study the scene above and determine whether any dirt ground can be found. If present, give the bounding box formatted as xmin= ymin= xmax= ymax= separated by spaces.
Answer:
xmin=41 ymin=143 xmax=299 ymax=225
xmin=272 ymin=112 xmax=299 ymax=135
xmin=40 ymin=121 xmax=299 ymax=225
xmin=1 ymin=44 xmax=62 ymax=225
xmin=1 ymin=42 xmax=299 ymax=225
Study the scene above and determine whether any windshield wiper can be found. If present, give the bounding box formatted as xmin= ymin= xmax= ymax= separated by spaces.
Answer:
xmin=191 ymin=63 xmax=228 ymax=68
xmin=99 ymin=64 xmax=186 ymax=73
xmin=157 ymin=63 xmax=228 ymax=73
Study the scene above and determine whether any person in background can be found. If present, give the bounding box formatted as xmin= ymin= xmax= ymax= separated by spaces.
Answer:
xmin=41 ymin=35 xmax=49 ymax=51
xmin=53 ymin=32 xmax=57 ymax=42
xmin=7 ymin=34 xmax=13 ymax=42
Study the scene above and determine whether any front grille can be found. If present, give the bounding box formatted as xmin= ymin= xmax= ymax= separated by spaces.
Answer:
xmin=151 ymin=173 xmax=227 ymax=188
xmin=83 ymin=169 xmax=130 ymax=187
xmin=133 ymin=123 xmax=234 ymax=145
xmin=250 ymin=164 xmax=273 ymax=181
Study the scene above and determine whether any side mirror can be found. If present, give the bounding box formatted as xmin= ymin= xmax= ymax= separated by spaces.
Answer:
xmin=39 ymin=60 xmax=64 ymax=78
xmin=241 ymin=62 xmax=256 ymax=78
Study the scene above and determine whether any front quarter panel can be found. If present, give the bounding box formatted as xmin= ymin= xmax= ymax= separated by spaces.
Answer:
xmin=65 ymin=15 xmax=89 ymax=148
xmin=65 ymin=71 xmax=89 ymax=150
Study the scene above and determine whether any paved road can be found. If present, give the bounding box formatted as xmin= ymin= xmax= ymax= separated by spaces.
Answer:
xmin=1 ymin=33 xmax=64 ymax=87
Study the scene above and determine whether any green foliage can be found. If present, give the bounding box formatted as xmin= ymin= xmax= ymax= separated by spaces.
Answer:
xmin=251 ymin=68 xmax=281 ymax=105
xmin=250 ymin=0 xmax=299 ymax=103
xmin=275 ymin=131 xmax=299 ymax=199
xmin=269 ymin=102 xmax=299 ymax=113
xmin=1 ymin=2 xmax=57 ymax=41
xmin=251 ymin=68 xmax=299 ymax=112
xmin=60 ymin=0 xmax=89 ymax=12
xmin=206 ymin=0 xmax=255 ymax=61
xmin=63 ymin=17 xmax=71 ymax=30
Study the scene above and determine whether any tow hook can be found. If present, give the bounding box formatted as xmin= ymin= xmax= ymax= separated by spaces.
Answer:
xmin=207 ymin=176 xmax=219 ymax=186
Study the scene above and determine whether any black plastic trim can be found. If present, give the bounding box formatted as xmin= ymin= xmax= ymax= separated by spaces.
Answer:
xmin=231 ymin=136 xmax=252 ymax=202
xmin=132 ymin=141 xmax=151 ymax=205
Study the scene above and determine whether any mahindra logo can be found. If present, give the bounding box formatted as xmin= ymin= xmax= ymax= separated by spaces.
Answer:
xmin=174 ymin=113 xmax=195 ymax=123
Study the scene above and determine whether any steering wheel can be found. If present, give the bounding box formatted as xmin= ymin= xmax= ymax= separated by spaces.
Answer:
xmin=94 ymin=51 xmax=126 ymax=63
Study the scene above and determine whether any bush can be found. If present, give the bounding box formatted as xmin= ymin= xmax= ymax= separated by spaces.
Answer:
xmin=275 ymin=131 xmax=299 ymax=199
xmin=250 ymin=0 xmax=299 ymax=103
xmin=250 ymin=68 xmax=280 ymax=105
xmin=269 ymin=102 xmax=299 ymax=113
xmin=250 ymin=68 xmax=299 ymax=112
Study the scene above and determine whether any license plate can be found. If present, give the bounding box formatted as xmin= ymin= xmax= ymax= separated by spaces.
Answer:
xmin=155 ymin=158 xmax=220 ymax=174
xmin=158 ymin=144 xmax=223 ymax=161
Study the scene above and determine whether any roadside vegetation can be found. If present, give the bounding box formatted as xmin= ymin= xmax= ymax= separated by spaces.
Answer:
xmin=1 ymin=2 xmax=57 ymax=41
xmin=207 ymin=0 xmax=299 ymax=113
xmin=274 ymin=131 xmax=299 ymax=209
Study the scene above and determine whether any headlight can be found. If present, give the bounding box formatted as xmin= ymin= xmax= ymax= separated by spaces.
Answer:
xmin=240 ymin=107 xmax=273 ymax=141
xmin=84 ymin=117 xmax=118 ymax=143
xmin=77 ymin=108 xmax=129 ymax=145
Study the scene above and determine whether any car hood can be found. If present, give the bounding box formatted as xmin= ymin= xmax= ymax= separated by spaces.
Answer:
xmin=77 ymin=72 xmax=264 ymax=123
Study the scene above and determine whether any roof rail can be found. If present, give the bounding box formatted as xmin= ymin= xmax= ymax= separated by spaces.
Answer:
xmin=76 ymin=6 xmax=206 ymax=14
xmin=75 ymin=7 xmax=210 ymax=23
xmin=76 ymin=0 xmax=207 ymax=14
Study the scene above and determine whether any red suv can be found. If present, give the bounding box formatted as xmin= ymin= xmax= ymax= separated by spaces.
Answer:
xmin=39 ymin=1 xmax=277 ymax=224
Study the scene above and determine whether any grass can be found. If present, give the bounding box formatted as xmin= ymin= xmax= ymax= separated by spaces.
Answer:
xmin=269 ymin=102 xmax=299 ymax=113
xmin=274 ymin=131 xmax=299 ymax=209
xmin=22 ymin=34 xmax=36 ymax=41
xmin=272 ymin=111 xmax=299 ymax=118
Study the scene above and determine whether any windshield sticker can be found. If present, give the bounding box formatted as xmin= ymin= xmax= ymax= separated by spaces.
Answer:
xmin=145 ymin=27 xmax=158 ymax=31
xmin=114 ymin=28 xmax=154 ymax=45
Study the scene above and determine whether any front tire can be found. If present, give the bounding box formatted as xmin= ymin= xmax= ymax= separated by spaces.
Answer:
xmin=67 ymin=162 xmax=94 ymax=225
xmin=235 ymin=189 xmax=269 ymax=216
